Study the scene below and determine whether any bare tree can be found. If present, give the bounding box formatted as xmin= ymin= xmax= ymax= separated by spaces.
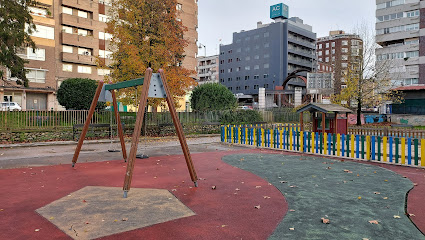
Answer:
xmin=332 ymin=22 xmax=402 ymax=126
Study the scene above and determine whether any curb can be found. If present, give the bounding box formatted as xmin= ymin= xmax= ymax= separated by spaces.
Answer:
xmin=0 ymin=134 xmax=220 ymax=148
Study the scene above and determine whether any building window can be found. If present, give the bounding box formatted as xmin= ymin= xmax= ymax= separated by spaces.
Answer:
xmin=254 ymin=75 xmax=259 ymax=79
xmin=254 ymin=85 xmax=259 ymax=89
xmin=77 ymin=66 xmax=92 ymax=74
xmin=264 ymin=43 xmax=270 ymax=48
xmin=319 ymin=44 xmax=322 ymax=49
xmin=236 ymin=39 xmax=241 ymax=43
xmin=245 ymin=86 xmax=250 ymax=90
xmin=77 ymin=10 xmax=88 ymax=18
xmin=228 ymin=59 xmax=233 ymax=63
xmin=264 ymin=63 xmax=269 ymax=68
xmin=78 ymin=47 xmax=91 ymax=56
xmin=254 ymin=65 xmax=259 ymax=70
xmin=342 ymin=40 xmax=348 ymax=46
xmin=220 ymin=78 xmax=224 ymax=83
xmin=325 ymin=57 xmax=329 ymax=62
xmin=245 ymin=37 xmax=250 ymax=41
xmin=406 ymin=51 xmax=419 ymax=58
xmin=254 ymin=55 xmax=260 ymax=59
xmin=264 ymin=84 xmax=269 ymax=88
xmin=326 ymin=43 xmax=329 ymax=48
xmin=245 ymin=47 xmax=250 ymax=52
xmin=29 ymin=7 xmax=48 ymax=17
xmin=332 ymin=56 xmax=335 ymax=62
xmin=318 ymin=51 xmax=322 ymax=56
xmin=264 ymin=54 xmax=270 ymax=58
xmin=98 ymin=69 xmax=110 ymax=76
xmin=220 ymin=60 xmax=224 ymax=64
xmin=63 ymin=45 xmax=73 ymax=53
xmin=236 ymin=86 xmax=241 ymax=90
xmin=245 ymin=76 xmax=250 ymax=80
xmin=319 ymin=58 xmax=322 ymax=62
xmin=62 ymin=26 xmax=73 ymax=34
xmin=99 ymin=14 xmax=108 ymax=22
xmin=254 ymin=35 xmax=259 ymax=40
xmin=332 ymin=42 xmax=335 ymax=47
xmin=63 ymin=64 xmax=73 ymax=72
xmin=220 ymin=69 xmax=224 ymax=73
xmin=31 ymin=24 xmax=54 ymax=39
xmin=22 ymin=47 xmax=45 ymax=61
xmin=263 ymin=74 xmax=269 ymax=78
xmin=62 ymin=6 xmax=73 ymax=15
xmin=228 ymin=68 xmax=232 ymax=73
xmin=228 ymin=87 xmax=233 ymax=91
xmin=228 ymin=50 xmax=232 ymax=54
xmin=236 ymin=67 xmax=241 ymax=72
xmin=228 ymin=78 xmax=232 ymax=81
xmin=255 ymin=45 xmax=259 ymax=50
xmin=236 ymin=57 xmax=241 ymax=61
xmin=77 ymin=29 xmax=88 ymax=36
xmin=245 ymin=66 xmax=250 ymax=70
xmin=341 ymin=48 xmax=348 ymax=53
xmin=325 ymin=50 xmax=329 ymax=55
xmin=264 ymin=32 xmax=269 ymax=37
xmin=26 ymin=69 xmax=46 ymax=83
xmin=342 ymin=55 xmax=348 ymax=60
xmin=245 ymin=56 xmax=250 ymax=61
xmin=236 ymin=77 xmax=241 ymax=81
xmin=341 ymin=63 xmax=348 ymax=68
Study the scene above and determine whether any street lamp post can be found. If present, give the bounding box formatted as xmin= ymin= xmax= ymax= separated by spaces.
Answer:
xmin=198 ymin=43 xmax=206 ymax=57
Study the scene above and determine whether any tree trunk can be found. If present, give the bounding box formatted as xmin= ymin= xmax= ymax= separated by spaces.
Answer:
xmin=357 ymin=99 xmax=362 ymax=126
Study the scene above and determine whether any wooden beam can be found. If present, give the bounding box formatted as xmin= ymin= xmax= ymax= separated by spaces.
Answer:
xmin=105 ymin=78 xmax=144 ymax=91
xmin=334 ymin=112 xmax=338 ymax=135
xmin=159 ymin=69 xmax=198 ymax=186
xmin=111 ymin=89 xmax=127 ymax=161
xmin=72 ymin=81 xmax=104 ymax=166
xmin=346 ymin=112 xmax=349 ymax=135
xmin=322 ymin=112 xmax=326 ymax=135
xmin=123 ymin=69 xmax=152 ymax=197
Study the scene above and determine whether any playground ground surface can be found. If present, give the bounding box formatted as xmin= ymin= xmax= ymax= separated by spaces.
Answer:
xmin=1 ymin=138 xmax=425 ymax=239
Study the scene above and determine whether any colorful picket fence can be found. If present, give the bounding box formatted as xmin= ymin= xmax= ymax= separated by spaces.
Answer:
xmin=221 ymin=125 xmax=425 ymax=168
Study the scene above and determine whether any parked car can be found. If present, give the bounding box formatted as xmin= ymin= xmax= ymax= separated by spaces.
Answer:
xmin=1 ymin=102 xmax=22 ymax=111
xmin=237 ymin=106 xmax=250 ymax=110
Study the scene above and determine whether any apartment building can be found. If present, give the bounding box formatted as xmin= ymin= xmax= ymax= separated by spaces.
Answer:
xmin=219 ymin=16 xmax=316 ymax=96
xmin=197 ymin=55 xmax=219 ymax=84
xmin=375 ymin=0 xmax=423 ymax=86
xmin=0 ymin=0 xmax=198 ymax=110
xmin=316 ymin=30 xmax=363 ymax=94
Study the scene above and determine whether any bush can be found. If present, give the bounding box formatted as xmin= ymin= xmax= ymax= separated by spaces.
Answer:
xmin=190 ymin=83 xmax=237 ymax=111
xmin=219 ymin=110 xmax=263 ymax=124
xmin=57 ymin=78 xmax=105 ymax=110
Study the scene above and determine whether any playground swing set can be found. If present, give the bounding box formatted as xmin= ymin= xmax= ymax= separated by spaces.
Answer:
xmin=71 ymin=68 xmax=198 ymax=198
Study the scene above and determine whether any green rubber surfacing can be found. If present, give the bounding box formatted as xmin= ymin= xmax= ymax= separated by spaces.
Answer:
xmin=222 ymin=154 xmax=425 ymax=240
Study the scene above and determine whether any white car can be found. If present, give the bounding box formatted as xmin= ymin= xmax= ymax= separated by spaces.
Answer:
xmin=1 ymin=102 xmax=22 ymax=111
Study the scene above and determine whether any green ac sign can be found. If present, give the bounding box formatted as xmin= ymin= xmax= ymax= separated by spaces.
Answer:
xmin=270 ymin=3 xmax=289 ymax=19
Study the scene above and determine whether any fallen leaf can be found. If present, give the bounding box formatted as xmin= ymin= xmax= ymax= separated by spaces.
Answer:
xmin=393 ymin=215 xmax=401 ymax=219
xmin=374 ymin=192 xmax=381 ymax=195
xmin=374 ymin=171 xmax=377 ymax=174
xmin=212 ymin=186 xmax=216 ymax=190
xmin=363 ymin=238 xmax=370 ymax=240
xmin=321 ymin=218 xmax=330 ymax=224
xmin=255 ymin=186 xmax=261 ymax=188
xmin=85 ymin=222 xmax=89 ymax=224
xmin=326 ymin=167 xmax=331 ymax=169
xmin=384 ymin=180 xmax=388 ymax=182
xmin=114 ymin=219 xmax=118 ymax=222
xmin=289 ymin=227 xmax=295 ymax=230
xmin=289 ymin=209 xmax=295 ymax=212
xmin=263 ymin=196 xmax=271 ymax=199
xmin=358 ymin=196 xmax=362 ymax=200
xmin=383 ymin=197 xmax=388 ymax=200
xmin=235 ymin=188 xmax=240 ymax=191
xmin=368 ymin=220 xmax=379 ymax=225
xmin=414 ymin=183 xmax=418 ymax=186
xmin=0 ymin=209 xmax=3 ymax=211
xmin=409 ymin=213 xmax=416 ymax=217
xmin=171 ymin=189 xmax=177 ymax=192
xmin=82 ymin=200 xmax=87 ymax=203
xmin=122 ymin=218 xmax=128 ymax=221
xmin=49 ymin=217 xmax=54 ymax=220
xmin=216 ymin=168 xmax=220 ymax=170
xmin=254 ymin=205 xmax=261 ymax=209
xmin=34 ymin=229 xmax=40 ymax=232
xmin=280 ymin=181 xmax=287 ymax=183
xmin=289 ymin=185 xmax=297 ymax=188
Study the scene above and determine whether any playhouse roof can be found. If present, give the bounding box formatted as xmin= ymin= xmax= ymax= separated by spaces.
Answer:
xmin=296 ymin=103 xmax=352 ymax=114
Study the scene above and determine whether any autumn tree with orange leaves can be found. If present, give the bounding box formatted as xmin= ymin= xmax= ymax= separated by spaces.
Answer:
xmin=102 ymin=0 xmax=196 ymax=109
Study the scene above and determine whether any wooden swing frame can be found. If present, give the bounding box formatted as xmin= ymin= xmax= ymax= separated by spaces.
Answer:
xmin=71 ymin=68 xmax=198 ymax=197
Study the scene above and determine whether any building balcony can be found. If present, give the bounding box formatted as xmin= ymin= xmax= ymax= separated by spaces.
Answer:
xmin=61 ymin=13 xmax=93 ymax=30
xmin=61 ymin=32 xmax=95 ymax=49
xmin=37 ymin=0 xmax=53 ymax=6
xmin=61 ymin=0 xmax=96 ymax=12
xmin=376 ymin=31 xmax=419 ymax=45
xmin=62 ymin=52 xmax=96 ymax=66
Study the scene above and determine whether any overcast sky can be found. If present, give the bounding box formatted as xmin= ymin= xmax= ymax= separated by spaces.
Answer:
xmin=198 ymin=0 xmax=376 ymax=56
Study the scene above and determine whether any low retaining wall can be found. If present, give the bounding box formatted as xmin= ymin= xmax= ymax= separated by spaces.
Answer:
xmin=390 ymin=114 xmax=425 ymax=126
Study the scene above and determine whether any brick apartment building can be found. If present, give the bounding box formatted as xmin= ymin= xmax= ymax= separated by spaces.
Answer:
xmin=316 ymin=30 xmax=363 ymax=94
xmin=0 ymin=0 xmax=198 ymax=110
